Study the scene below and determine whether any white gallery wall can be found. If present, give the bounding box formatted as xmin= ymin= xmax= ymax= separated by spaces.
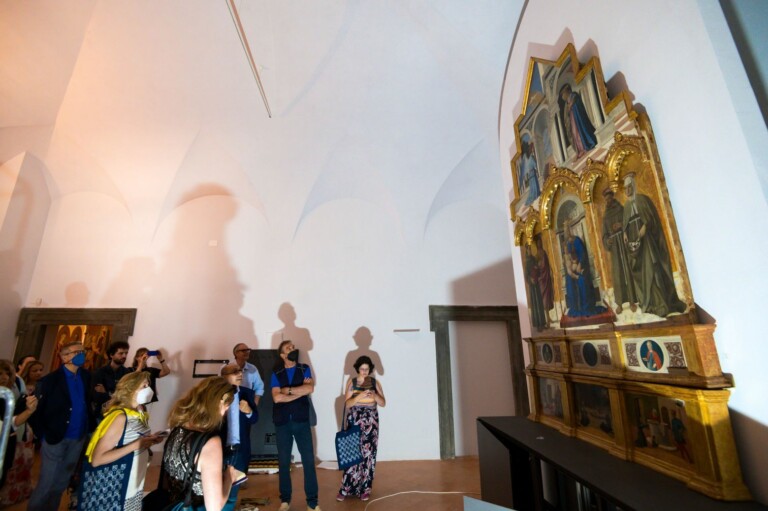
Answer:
xmin=499 ymin=0 xmax=768 ymax=503
xmin=0 ymin=1 xmax=522 ymax=462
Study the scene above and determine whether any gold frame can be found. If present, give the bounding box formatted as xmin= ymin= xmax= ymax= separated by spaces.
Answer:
xmin=512 ymin=45 xmax=749 ymax=501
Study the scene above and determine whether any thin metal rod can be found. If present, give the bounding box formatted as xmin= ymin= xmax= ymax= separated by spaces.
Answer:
xmin=0 ymin=387 xmax=16 ymax=481
xmin=226 ymin=0 xmax=273 ymax=118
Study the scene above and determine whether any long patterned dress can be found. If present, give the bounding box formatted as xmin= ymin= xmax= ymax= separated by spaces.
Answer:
xmin=0 ymin=423 xmax=35 ymax=506
xmin=338 ymin=378 xmax=380 ymax=498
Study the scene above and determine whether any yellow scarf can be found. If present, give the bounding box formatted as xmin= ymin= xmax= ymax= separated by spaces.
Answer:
xmin=85 ymin=407 xmax=148 ymax=463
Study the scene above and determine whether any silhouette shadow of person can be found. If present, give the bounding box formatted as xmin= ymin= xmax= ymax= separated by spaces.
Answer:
xmin=271 ymin=302 xmax=315 ymax=374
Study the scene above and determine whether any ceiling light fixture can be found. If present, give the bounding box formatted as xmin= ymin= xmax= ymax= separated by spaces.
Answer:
xmin=226 ymin=0 xmax=272 ymax=118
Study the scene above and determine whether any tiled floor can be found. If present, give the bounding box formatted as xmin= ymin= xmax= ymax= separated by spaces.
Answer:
xmin=6 ymin=456 xmax=480 ymax=511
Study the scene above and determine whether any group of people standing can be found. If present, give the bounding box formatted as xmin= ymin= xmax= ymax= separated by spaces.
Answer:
xmin=153 ymin=340 xmax=385 ymax=511
xmin=0 ymin=338 xmax=386 ymax=511
xmin=0 ymin=340 xmax=171 ymax=510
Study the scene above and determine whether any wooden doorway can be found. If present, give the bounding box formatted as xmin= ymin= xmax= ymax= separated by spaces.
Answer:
xmin=14 ymin=308 xmax=137 ymax=371
xmin=429 ymin=305 xmax=528 ymax=459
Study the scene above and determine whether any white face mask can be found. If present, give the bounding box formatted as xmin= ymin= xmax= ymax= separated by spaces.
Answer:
xmin=136 ymin=387 xmax=154 ymax=405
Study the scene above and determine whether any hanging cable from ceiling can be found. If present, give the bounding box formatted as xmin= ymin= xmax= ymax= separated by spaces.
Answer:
xmin=226 ymin=0 xmax=273 ymax=118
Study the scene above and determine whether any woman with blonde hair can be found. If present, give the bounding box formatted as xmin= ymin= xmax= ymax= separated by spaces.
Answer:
xmin=161 ymin=376 xmax=241 ymax=511
xmin=77 ymin=371 xmax=164 ymax=510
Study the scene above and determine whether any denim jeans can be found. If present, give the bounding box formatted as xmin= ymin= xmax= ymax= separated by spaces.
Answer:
xmin=276 ymin=419 xmax=318 ymax=509
xmin=28 ymin=437 xmax=86 ymax=511
xmin=221 ymin=446 xmax=241 ymax=511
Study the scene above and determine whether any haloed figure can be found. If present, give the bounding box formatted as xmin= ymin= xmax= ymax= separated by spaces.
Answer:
xmin=336 ymin=355 xmax=386 ymax=502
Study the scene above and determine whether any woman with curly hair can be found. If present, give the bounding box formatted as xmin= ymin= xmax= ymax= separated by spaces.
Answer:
xmin=336 ymin=355 xmax=386 ymax=502
xmin=77 ymin=371 xmax=164 ymax=510
xmin=161 ymin=376 xmax=241 ymax=511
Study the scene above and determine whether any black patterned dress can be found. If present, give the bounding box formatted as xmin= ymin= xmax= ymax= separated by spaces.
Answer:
xmin=338 ymin=378 xmax=380 ymax=498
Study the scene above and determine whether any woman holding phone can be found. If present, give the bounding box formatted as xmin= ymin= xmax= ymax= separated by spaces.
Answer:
xmin=336 ymin=355 xmax=386 ymax=502
xmin=131 ymin=347 xmax=171 ymax=405
xmin=77 ymin=371 xmax=164 ymax=510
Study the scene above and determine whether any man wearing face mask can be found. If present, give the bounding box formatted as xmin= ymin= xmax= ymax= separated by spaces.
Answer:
xmin=91 ymin=341 xmax=133 ymax=417
xmin=271 ymin=340 xmax=320 ymax=511
xmin=28 ymin=341 xmax=96 ymax=511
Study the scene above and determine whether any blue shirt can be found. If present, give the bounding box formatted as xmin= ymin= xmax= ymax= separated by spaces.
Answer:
xmin=227 ymin=388 xmax=240 ymax=446
xmin=243 ymin=362 xmax=264 ymax=396
xmin=63 ymin=366 xmax=88 ymax=439
xmin=270 ymin=365 xmax=312 ymax=389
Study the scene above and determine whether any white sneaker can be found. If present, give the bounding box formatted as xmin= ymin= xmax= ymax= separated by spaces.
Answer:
xmin=278 ymin=503 xmax=290 ymax=511
xmin=307 ymin=506 xmax=321 ymax=511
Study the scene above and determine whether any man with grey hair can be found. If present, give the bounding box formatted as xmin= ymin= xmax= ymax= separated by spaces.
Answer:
xmin=28 ymin=341 xmax=95 ymax=511
xmin=622 ymin=173 xmax=687 ymax=317
xmin=232 ymin=342 xmax=264 ymax=404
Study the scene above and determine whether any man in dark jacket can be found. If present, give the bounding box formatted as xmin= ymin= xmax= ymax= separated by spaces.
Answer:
xmin=28 ymin=341 xmax=96 ymax=511
xmin=220 ymin=363 xmax=259 ymax=511
xmin=91 ymin=340 xmax=132 ymax=416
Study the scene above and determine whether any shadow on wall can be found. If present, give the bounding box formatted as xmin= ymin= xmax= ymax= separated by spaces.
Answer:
xmin=64 ymin=282 xmax=90 ymax=306
xmin=451 ymin=258 xmax=517 ymax=305
xmin=115 ymin=184 xmax=259 ymax=426
xmin=730 ymin=408 xmax=768 ymax=504
xmin=271 ymin=302 xmax=315 ymax=375
xmin=101 ymin=257 xmax=157 ymax=306
xmin=0 ymin=153 xmax=51 ymax=357
xmin=333 ymin=326 xmax=386 ymax=431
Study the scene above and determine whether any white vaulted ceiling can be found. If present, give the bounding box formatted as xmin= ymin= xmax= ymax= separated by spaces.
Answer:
xmin=0 ymin=1 xmax=523 ymax=239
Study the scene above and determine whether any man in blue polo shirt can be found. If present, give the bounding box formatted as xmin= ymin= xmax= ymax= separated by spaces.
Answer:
xmin=271 ymin=340 xmax=320 ymax=511
xmin=28 ymin=341 xmax=95 ymax=511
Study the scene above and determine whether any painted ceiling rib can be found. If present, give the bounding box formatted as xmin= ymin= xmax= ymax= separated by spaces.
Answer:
xmin=226 ymin=0 xmax=272 ymax=118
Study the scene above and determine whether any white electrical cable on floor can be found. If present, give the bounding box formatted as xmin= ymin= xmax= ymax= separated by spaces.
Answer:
xmin=363 ymin=490 xmax=481 ymax=510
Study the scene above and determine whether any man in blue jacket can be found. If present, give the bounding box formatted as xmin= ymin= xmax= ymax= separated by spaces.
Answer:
xmin=220 ymin=363 xmax=259 ymax=511
xmin=28 ymin=341 xmax=96 ymax=511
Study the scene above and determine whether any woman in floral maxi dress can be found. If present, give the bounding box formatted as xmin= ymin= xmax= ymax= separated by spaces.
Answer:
xmin=337 ymin=356 xmax=386 ymax=502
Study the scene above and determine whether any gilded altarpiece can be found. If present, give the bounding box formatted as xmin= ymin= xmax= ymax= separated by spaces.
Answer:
xmin=511 ymin=45 xmax=749 ymax=501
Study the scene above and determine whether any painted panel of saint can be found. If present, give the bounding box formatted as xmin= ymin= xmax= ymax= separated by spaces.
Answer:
xmin=524 ymin=235 xmax=555 ymax=332
xmin=600 ymin=187 xmax=638 ymax=315
xmin=556 ymin=199 xmax=607 ymax=322
xmin=622 ymin=174 xmax=687 ymax=317
xmin=558 ymin=83 xmax=597 ymax=159
xmin=518 ymin=133 xmax=541 ymax=205
xmin=574 ymin=383 xmax=613 ymax=436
